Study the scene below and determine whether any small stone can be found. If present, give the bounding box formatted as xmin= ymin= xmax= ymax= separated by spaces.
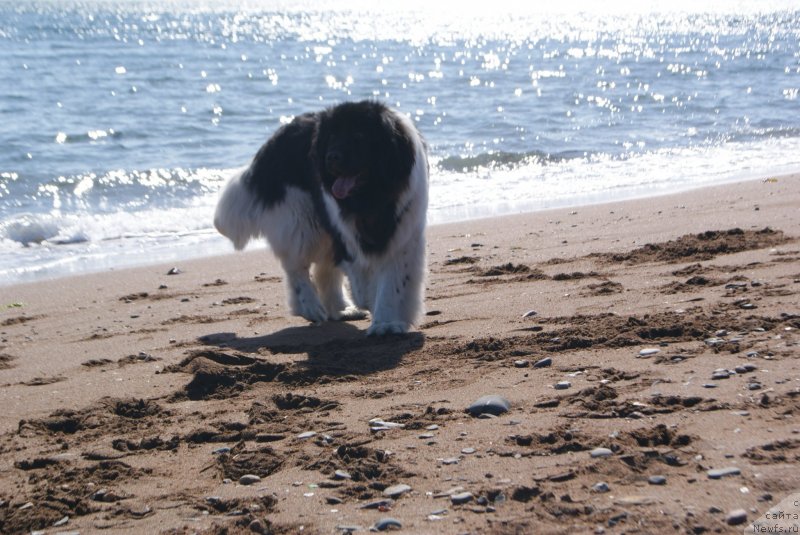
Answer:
xmin=522 ymin=310 xmax=537 ymax=318
xmin=450 ymin=491 xmax=474 ymax=505
xmin=711 ymin=369 xmax=731 ymax=380
xmin=372 ymin=518 xmax=402 ymax=531
xmin=467 ymin=395 xmax=510 ymax=416
xmin=361 ymin=499 xmax=394 ymax=510
xmin=638 ymin=348 xmax=660 ymax=358
xmin=592 ymin=482 xmax=610 ymax=493
xmin=514 ymin=359 xmax=530 ymax=368
xmin=726 ymin=508 xmax=748 ymax=525
xmin=707 ymin=467 xmax=741 ymax=479
xmin=383 ymin=484 xmax=411 ymax=498
xmin=326 ymin=496 xmax=343 ymax=505
xmin=426 ymin=424 xmax=439 ymax=430
xmin=461 ymin=447 xmax=476 ymax=454
xmin=533 ymin=357 xmax=552 ymax=368
xmin=735 ymin=364 xmax=757 ymax=373
xmin=648 ymin=475 xmax=667 ymax=485
xmin=554 ymin=381 xmax=571 ymax=390
xmin=747 ymin=383 xmax=762 ymax=391
xmin=441 ymin=457 xmax=460 ymax=465
xmin=334 ymin=470 xmax=352 ymax=480
xmin=239 ymin=474 xmax=261 ymax=485
xmin=703 ymin=383 xmax=718 ymax=388
xmin=53 ymin=516 xmax=69 ymax=527
xmin=705 ymin=337 xmax=724 ymax=346
xmin=167 ymin=267 xmax=181 ymax=275
xmin=212 ymin=447 xmax=231 ymax=455
xmin=590 ymin=447 xmax=613 ymax=458
xmin=418 ymin=433 xmax=435 ymax=439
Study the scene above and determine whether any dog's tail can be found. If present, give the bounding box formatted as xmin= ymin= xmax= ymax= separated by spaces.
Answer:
xmin=214 ymin=168 xmax=261 ymax=251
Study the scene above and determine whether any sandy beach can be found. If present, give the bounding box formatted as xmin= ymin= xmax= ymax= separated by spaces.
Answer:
xmin=1 ymin=175 xmax=799 ymax=534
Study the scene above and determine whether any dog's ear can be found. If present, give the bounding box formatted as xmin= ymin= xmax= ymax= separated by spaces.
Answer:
xmin=310 ymin=110 xmax=329 ymax=178
xmin=376 ymin=109 xmax=416 ymax=194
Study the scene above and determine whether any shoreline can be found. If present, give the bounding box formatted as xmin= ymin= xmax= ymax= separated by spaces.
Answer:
xmin=1 ymin=172 xmax=798 ymax=534
xmin=2 ymin=171 xmax=797 ymax=289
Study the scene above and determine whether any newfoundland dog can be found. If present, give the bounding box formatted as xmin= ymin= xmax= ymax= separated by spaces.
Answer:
xmin=214 ymin=100 xmax=428 ymax=336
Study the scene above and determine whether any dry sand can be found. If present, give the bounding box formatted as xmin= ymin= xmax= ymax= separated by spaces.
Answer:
xmin=1 ymin=175 xmax=799 ymax=534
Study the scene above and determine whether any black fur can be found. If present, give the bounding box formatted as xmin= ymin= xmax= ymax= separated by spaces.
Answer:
xmin=244 ymin=100 xmax=418 ymax=259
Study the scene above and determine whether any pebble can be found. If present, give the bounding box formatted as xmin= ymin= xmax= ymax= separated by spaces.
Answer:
xmin=167 ymin=267 xmax=181 ymax=275
xmin=467 ymin=395 xmax=510 ymax=416
xmin=53 ymin=516 xmax=69 ymax=527
xmin=372 ymin=518 xmax=402 ymax=531
xmin=705 ymin=337 xmax=725 ymax=346
xmin=334 ymin=470 xmax=352 ymax=480
xmin=554 ymin=381 xmax=572 ymax=390
xmin=441 ymin=457 xmax=460 ymax=465
xmin=590 ymin=447 xmax=614 ymax=458
xmin=514 ymin=359 xmax=530 ymax=368
xmin=735 ymin=364 xmax=757 ymax=373
xmin=369 ymin=418 xmax=405 ymax=429
xmin=383 ymin=484 xmax=412 ymax=498
xmin=707 ymin=467 xmax=741 ymax=479
xmin=726 ymin=509 xmax=748 ymax=525
xmin=326 ymin=496 xmax=343 ymax=505
xmin=747 ymin=382 xmax=762 ymax=391
xmin=638 ymin=348 xmax=660 ymax=358
xmin=238 ymin=474 xmax=261 ymax=485
xmin=426 ymin=424 xmax=439 ymax=431
xmin=361 ymin=499 xmax=394 ymax=510
xmin=711 ymin=369 xmax=731 ymax=380
xmin=461 ymin=447 xmax=476 ymax=455
xmin=592 ymin=482 xmax=610 ymax=493
xmin=297 ymin=431 xmax=317 ymax=440
xmin=450 ymin=491 xmax=474 ymax=505
xmin=522 ymin=310 xmax=537 ymax=318
xmin=212 ymin=447 xmax=231 ymax=455
xmin=648 ymin=475 xmax=667 ymax=485
xmin=702 ymin=383 xmax=718 ymax=388
xmin=533 ymin=357 xmax=553 ymax=368
xmin=418 ymin=433 xmax=435 ymax=439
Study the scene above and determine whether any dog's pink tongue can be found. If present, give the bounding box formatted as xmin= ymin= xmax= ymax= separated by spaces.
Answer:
xmin=332 ymin=176 xmax=357 ymax=199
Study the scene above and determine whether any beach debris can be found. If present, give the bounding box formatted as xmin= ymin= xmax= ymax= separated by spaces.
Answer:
xmin=726 ymin=509 xmax=748 ymax=525
xmin=238 ymin=474 xmax=261 ymax=485
xmin=648 ymin=475 xmax=667 ymax=485
xmin=590 ymin=447 xmax=613 ymax=458
xmin=522 ymin=310 xmax=537 ymax=318
xmin=554 ymin=381 xmax=572 ymax=390
xmin=369 ymin=418 xmax=406 ymax=432
xmin=450 ymin=491 xmax=474 ymax=505
xmin=167 ymin=267 xmax=181 ymax=275
xmin=533 ymin=357 xmax=552 ymax=368
xmin=467 ymin=395 xmax=510 ymax=416
xmin=383 ymin=484 xmax=412 ymax=499
xmin=296 ymin=431 xmax=317 ymax=440
xmin=440 ymin=457 xmax=460 ymax=465
xmin=735 ymin=363 xmax=757 ymax=374
xmin=514 ymin=359 xmax=530 ymax=368
xmin=707 ymin=467 xmax=741 ymax=479
xmin=461 ymin=447 xmax=476 ymax=454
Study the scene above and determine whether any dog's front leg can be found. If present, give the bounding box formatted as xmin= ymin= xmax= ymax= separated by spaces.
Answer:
xmin=366 ymin=261 xmax=417 ymax=337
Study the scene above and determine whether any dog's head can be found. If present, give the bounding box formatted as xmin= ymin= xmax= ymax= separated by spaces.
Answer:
xmin=313 ymin=101 xmax=417 ymax=213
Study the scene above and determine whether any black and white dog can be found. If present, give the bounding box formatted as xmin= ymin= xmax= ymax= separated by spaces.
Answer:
xmin=214 ymin=100 xmax=428 ymax=336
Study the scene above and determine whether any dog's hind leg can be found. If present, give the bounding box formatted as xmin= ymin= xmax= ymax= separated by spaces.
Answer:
xmin=313 ymin=260 xmax=367 ymax=321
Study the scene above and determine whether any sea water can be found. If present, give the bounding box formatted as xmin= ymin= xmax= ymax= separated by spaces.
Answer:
xmin=1 ymin=0 xmax=799 ymax=285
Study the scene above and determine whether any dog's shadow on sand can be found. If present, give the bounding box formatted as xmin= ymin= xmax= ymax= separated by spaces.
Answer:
xmin=199 ymin=322 xmax=424 ymax=376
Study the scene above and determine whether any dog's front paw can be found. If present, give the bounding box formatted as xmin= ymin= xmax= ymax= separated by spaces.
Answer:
xmin=366 ymin=321 xmax=411 ymax=337
xmin=330 ymin=306 xmax=369 ymax=322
